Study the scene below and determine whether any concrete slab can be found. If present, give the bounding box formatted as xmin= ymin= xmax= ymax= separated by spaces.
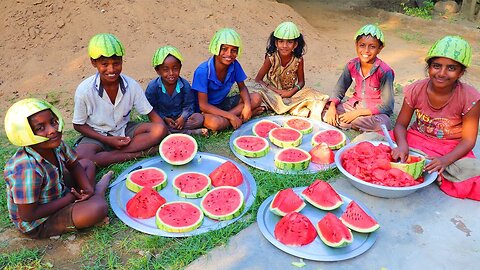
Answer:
xmin=187 ymin=176 xmax=480 ymax=270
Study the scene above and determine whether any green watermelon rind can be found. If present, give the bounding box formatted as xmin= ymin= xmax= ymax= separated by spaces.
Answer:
xmin=159 ymin=134 xmax=198 ymax=166
xmin=269 ymin=127 xmax=303 ymax=148
xmin=274 ymin=148 xmax=311 ymax=171
xmin=311 ymin=129 xmax=347 ymax=150
xmin=200 ymin=186 xmax=245 ymax=221
xmin=233 ymin=136 xmax=270 ymax=158
xmin=252 ymin=120 xmax=281 ymax=137
xmin=125 ymin=167 xmax=168 ymax=193
xmin=172 ymin=172 xmax=211 ymax=199
xmin=301 ymin=180 xmax=343 ymax=211
xmin=340 ymin=201 xmax=380 ymax=233
xmin=269 ymin=189 xmax=306 ymax=216
xmin=155 ymin=201 xmax=204 ymax=233
xmin=390 ymin=156 xmax=426 ymax=179
xmin=284 ymin=118 xmax=313 ymax=135
xmin=316 ymin=213 xmax=353 ymax=248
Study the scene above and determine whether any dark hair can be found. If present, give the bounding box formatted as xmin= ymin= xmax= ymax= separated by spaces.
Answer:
xmin=154 ymin=54 xmax=182 ymax=71
xmin=426 ymin=57 xmax=466 ymax=72
xmin=355 ymin=34 xmax=384 ymax=47
xmin=265 ymin=32 xmax=306 ymax=58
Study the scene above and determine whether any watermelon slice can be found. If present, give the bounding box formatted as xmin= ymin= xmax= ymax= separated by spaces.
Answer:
xmin=301 ymin=180 xmax=343 ymax=210
xmin=309 ymin=142 xmax=335 ymax=164
xmin=156 ymin=201 xmax=204 ymax=233
xmin=269 ymin=127 xmax=303 ymax=148
xmin=233 ymin=135 xmax=270 ymax=158
xmin=125 ymin=167 xmax=167 ymax=193
xmin=201 ymin=186 xmax=245 ymax=221
xmin=172 ymin=172 xmax=211 ymax=198
xmin=269 ymin=188 xmax=306 ymax=216
xmin=274 ymin=212 xmax=317 ymax=247
xmin=159 ymin=134 xmax=198 ymax=165
xmin=209 ymin=161 xmax=243 ymax=187
xmin=316 ymin=213 xmax=353 ymax=248
xmin=126 ymin=187 xmax=166 ymax=219
xmin=340 ymin=201 xmax=380 ymax=233
xmin=311 ymin=129 xmax=346 ymax=149
xmin=390 ymin=154 xmax=426 ymax=179
xmin=252 ymin=119 xmax=281 ymax=138
xmin=284 ymin=118 xmax=313 ymax=135
xmin=274 ymin=148 xmax=311 ymax=171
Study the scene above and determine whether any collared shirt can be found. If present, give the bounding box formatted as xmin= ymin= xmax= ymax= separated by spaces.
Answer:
xmin=145 ymin=76 xmax=195 ymax=120
xmin=3 ymin=141 xmax=76 ymax=233
xmin=72 ymin=73 xmax=153 ymax=136
xmin=191 ymin=57 xmax=247 ymax=105
xmin=330 ymin=57 xmax=395 ymax=116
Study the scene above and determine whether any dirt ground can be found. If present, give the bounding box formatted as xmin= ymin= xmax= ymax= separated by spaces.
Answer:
xmin=0 ymin=0 xmax=479 ymax=268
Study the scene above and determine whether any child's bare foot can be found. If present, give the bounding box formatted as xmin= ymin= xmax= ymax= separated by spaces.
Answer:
xmin=95 ymin=216 xmax=110 ymax=227
xmin=252 ymin=106 xmax=267 ymax=116
xmin=96 ymin=171 xmax=114 ymax=195
xmin=189 ymin=128 xmax=209 ymax=137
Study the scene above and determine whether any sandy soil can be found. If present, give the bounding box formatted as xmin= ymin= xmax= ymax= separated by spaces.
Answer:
xmin=0 ymin=0 xmax=479 ymax=268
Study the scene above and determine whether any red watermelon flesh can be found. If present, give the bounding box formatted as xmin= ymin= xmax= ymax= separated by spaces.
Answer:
xmin=310 ymin=143 xmax=335 ymax=164
xmin=129 ymin=168 xmax=166 ymax=187
xmin=156 ymin=201 xmax=203 ymax=232
xmin=301 ymin=180 xmax=343 ymax=210
xmin=173 ymin=172 xmax=210 ymax=198
xmin=253 ymin=120 xmax=280 ymax=137
xmin=285 ymin=118 xmax=312 ymax=132
xmin=201 ymin=187 xmax=244 ymax=220
xmin=276 ymin=148 xmax=310 ymax=162
xmin=340 ymin=201 xmax=379 ymax=233
xmin=269 ymin=188 xmax=306 ymax=216
xmin=235 ymin=136 xmax=268 ymax=151
xmin=312 ymin=130 xmax=344 ymax=146
xmin=316 ymin=212 xmax=353 ymax=248
xmin=274 ymin=212 xmax=317 ymax=247
xmin=270 ymin=127 xmax=302 ymax=142
xmin=126 ymin=187 xmax=166 ymax=219
xmin=160 ymin=134 xmax=198 ymax=165
xmin=209 ymin=161 xmax=243 ymax=187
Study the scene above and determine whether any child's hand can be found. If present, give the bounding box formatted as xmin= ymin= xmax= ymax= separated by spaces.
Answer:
xmin=424 ymin=156 xmax=449 ymax=174
xmin=241 ymin=107 xmax=252 ymax=122
xmin=70 ymin=187 xmax=92 ymax=202
xmin=107 ymin=136 xmax=131 ymax=149
xmin=229 ymin=115 xmax=243 ymax=129
xmin=339 ymin=111 xmax=359 ymax=124
xmin=391 ymin=145 xmax=409 ymax=163
xmin=324 ymin=106 xmax=338 ymax=126
xmin=175 ymin=116 xmax=186 ymax=129
xmin=164 ymin=117 xmax=176 ymax=128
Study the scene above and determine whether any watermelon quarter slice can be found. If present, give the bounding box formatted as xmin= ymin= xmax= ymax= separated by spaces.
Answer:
xmin=309 ymin=142 xmax=335 ymax=165
xmin=201 ymin=186 xmax=245 ymax=221
xmin=172 ymin=172 xmax=211 ymax=198
xmin=301 ymin=180 xmax=343 ymax=210
xmin=159 ymin=134 xmax=198 ymax=165
xmin=252 ymin=119 xmax=281 ymax=138
xmin=126 ymin=187 xmax=166 ymax=219
xmin=269 ymin=127 xmax=303 ymax=148
xmin=233 ymin=135 xmax=270 ymax=158
xmin=284 ymin=118 xmax=313 ymax=135
xmin=209 ymin=161 xmax=243 ymax=187
xmin=340 ymin=201 xmax=380 ymax=233
xmin=311 ymin=129 xmax=346 ymax=150
xmin=274 ymin=212 xmax=317 ymax=247
xmin=316 ymin=213 xmax=353 ymax=248
xmin=125 ymin=167 xmax=167 ymax=193
xmin=269 ymin=188 xmax=306 ymax=216
xmin=274 ymin=147 xmax=311 ymax=171
xmin=156 ymin=201 xmax=204 ymax=233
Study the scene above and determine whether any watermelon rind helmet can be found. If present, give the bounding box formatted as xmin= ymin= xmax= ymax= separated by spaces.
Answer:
xmin=208 ymin=28 xmax=243 ymax=58
xmin=273 ymin=21 xmax=301 ymax=40
xmin=88 ymin=33 xmax=125 ymax=59
xmin=152 ymin=46 xmax=184 ymax=67
xmin=4 ymin=98 xmax=64 ymax=147
xmin=425 ymin=35 xmax=472 ymax=68
xmin=355 ymin=24 xmax=385 ymax=46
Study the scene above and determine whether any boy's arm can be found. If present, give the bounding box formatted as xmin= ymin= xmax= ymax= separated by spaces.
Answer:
xmin=180 ymin=80 xmax=195 ymax=120
xmin=374 ymin=70 xmax=395 ymax=115
xmin=198 ymin=92 xmax=236 ymax=120
xmin=238 ymin=81 xmax=252 ymax=121
xmin=66 ymin=159 xmax=94 ymax=198
xmin=147 ymin=109 xmax=165 ymax=124
xmin=330 ymin=64 xmax=352 ymax=105
xmin=17 ymin=193 xmax=76 ymax=222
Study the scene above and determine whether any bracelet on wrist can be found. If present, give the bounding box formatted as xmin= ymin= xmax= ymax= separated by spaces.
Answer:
xmin=295 ymin=84 xmax=301 ymax=91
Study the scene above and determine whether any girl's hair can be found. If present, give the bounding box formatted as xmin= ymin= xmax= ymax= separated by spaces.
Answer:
xmin=265 ymin=32 xmax=306 ymax=58
xmin=355 ymin=34 xmax=384 ymax=47
xmin=426 ymin=57 xmax=467 ymax=72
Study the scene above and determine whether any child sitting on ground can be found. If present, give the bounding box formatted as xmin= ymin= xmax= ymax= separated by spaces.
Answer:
xmin=192 ymin=28 xmax=262 ymax=131
xmin=323 ymin=24 xmax=395 ymax=132
xmin=145 ymin=46 xmax=208 ymax=136
xmin=392 ymin=36 xmax=480 ymax=201
xmin=4 ymin=98 xmax=113 ymax=238
xmin=73 ymin=33 xmax=167 ymax=167
xmin=253 ymin=21 xmax=328 ymax=119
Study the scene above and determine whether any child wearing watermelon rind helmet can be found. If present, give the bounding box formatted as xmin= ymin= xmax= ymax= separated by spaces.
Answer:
xmin=145 ymin=46 xmax=208 ymax=137
xmin=252 ymin=21 xmax=328 ymax=119
xmin=4 ymin=98 xmax=114 ymax=238
xmin=323 ymin=24 xmax=395 ymax=132
xmin=391 ymin=36 xmax=480 ymax=201
xmin=73 ymin=33 xmax=168 ymax=167
xmin=192 ymin=28 xmax=263 ymax=131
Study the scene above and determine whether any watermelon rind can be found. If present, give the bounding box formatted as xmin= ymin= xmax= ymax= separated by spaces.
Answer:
xmin=316 ymin=213 xmax=353 ymax=248
xmin=156 ymin=201 xmax=204 ymax=233
xmin=390 ymin=155 xmax=425 ymax=179
xmin=269 ymin=188 xmax=306 ymax=216
xmin=233 ymin=135 xmax=270 ymax=158
xmin=311 ymin=129 xmax=347 ymax=150
xmin=284 ymin=118 xmax=313 ymax=135
xmin=274 ymin=148 xmax=311 ymax=171
xmin=200 ymin=186 xmax=245 ymax=221
xmin=126 ymin=167 xmax=167 ymax=193
xmin=172 ymin=172 xmax=211 ymax=199
xmin=159 ymin=134 xmax=198 ymax=165
xmin=269 ymin=127 xmax=303 ymax=148
xmin=301 ymin=180 xmax=343 ymax=211
xmin=252 ymin=120 xmax=281 ymax=137
xmin=340 ymin=201 xmax=380 ymax=233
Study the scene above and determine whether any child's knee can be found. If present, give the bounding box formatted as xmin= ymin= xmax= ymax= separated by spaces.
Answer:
xmin=251 ymin=93 xmax=262 ymax=106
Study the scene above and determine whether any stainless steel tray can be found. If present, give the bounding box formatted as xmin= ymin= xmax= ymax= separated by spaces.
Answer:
xmin=257 ymin=187 xmax=377 ymax=261
xmin=229 ymin=116 xmax=349 ymax=174
xmin=109 ymin=152 xmax=257 ymax=237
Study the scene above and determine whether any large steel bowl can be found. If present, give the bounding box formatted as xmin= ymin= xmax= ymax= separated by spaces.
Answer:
xmin=335 ymin=141 xmax=438 ymax=198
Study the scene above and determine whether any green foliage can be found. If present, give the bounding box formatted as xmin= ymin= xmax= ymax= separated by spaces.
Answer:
xmin=401 ymin=0 xmax=435 ymax=20
xmin=0 ymin=248 xmax=44 ymax=269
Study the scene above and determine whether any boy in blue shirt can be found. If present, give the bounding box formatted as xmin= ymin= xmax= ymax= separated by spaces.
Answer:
xmin=192 ymin=28 xmax=262 ymax=131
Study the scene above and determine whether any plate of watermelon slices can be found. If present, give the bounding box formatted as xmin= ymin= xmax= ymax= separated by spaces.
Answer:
xmin=109 ymin=152 xmax=257 ymax=237
xmin=229 ymin=116 xmax=349 ymax=174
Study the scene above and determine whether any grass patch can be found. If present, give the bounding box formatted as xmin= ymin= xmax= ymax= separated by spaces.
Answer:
xmin=0 ymin=247 xmax=45 ymax=269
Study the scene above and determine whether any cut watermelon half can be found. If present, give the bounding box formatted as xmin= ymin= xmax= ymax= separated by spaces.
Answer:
xmin=311 ymin=129 xmax=346 ymax=149
xmin=252 ymin=119 xmax=281 ymax=138
xmin=209 ymin=161 xmax=243 ymax=187
xmin=274 ymin=147 xmax=311 ymax=171
xmin=269 ymin=127 xmax=303 ymax=148
xmin=301 ymin=180 xmax=343 ymax=210
xmin=172 ymin=172 xmax=211 ymax=199
xmin=269 ymin=188 xmax=306 ymax=216
xmin=200 ymin=186 xmax=245 ymax=221
xmin=274 ymin=212 xmax=317 ymax=247
xmin=284 ymin=118 xmax=313 ymax=135
xmin=233 ymin=135 xmax=270 ymax=158
xmin=159 ymin=134 xmax=198 ymax=165
xmin=156 ymin=201 xmax=204 ymax=233
xmin=316 ymin=213 xmax=353 ymax=248
xmin=340 ymin=201 xmax=380 ymax=233
xmin=125 ymin=167 xmax=167 ymax=193
xmin=309 ymin=142 xmax=335 ymax=165
xmin=126 ymin=187 xmax=166 ymax=219
xmin=390 ymin=154 xmax=426 ymax=179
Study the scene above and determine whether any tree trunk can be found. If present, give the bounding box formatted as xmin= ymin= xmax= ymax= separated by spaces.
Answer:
xmin=460 ymin=0 xmax=476 ymax=20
